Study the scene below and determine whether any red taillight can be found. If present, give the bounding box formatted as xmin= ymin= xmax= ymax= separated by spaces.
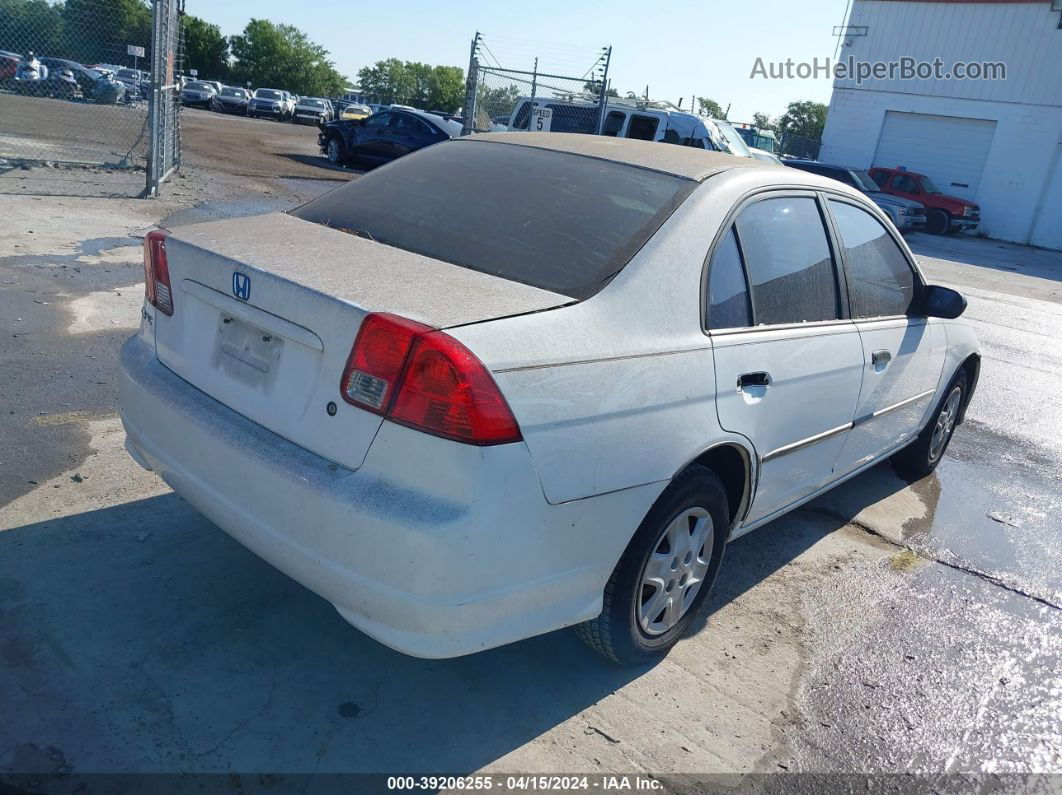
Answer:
xmin=142 ymin=229 xmax=173 ymax=315
xmin=341 ymin=313 xmax=430 ymax=413
xmin=340 ymin=312 xmax=522 ymax=446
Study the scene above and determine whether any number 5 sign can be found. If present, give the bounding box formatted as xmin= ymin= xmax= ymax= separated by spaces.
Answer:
xmin=530 ymin=106 xmax=553 ymax=132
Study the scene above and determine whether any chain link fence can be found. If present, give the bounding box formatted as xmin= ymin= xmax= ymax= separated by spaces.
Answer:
xmin=461 ymin=34 xmax=612 ymax=138
xmin=0 ymin=0 xmax=182 ymax=195
xmin=463 ymin=64 xmax=609 ymax=136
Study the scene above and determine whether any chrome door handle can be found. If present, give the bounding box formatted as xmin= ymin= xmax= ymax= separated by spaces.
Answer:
xmin=737 ymin=371 xmax=771 ymax=390
xmin=872 ymin=350 xmax=892 ymax=366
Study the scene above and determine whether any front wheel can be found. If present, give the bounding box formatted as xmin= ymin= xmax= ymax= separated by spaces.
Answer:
xmin=892 ymin=370 xmax=967 ymax=480
xmin=926 ymin=210 xmax=950 ymax=235
xmin=325 ymin=136 xmax=346 ymax=165
xmin=576 ymin=465 xmax=728 ymax=665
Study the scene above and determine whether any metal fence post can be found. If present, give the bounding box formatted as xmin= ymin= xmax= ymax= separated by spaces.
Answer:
xmin=595 ymin=46 xmax=612 ymax=135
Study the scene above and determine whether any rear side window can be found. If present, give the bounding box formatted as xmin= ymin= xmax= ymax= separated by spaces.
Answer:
xmin=829 ymin=200 xmax=915 ymax=318
xmin=290 ymin=140 xmax=696 ymax=299
xmin=707 ymin=228 xmax=751 ymax=329
xmin=602 ymin=111 xmax=626 ymax=137
xmin=735 ymin=197 xmax=839 ymax=325
xmin=627 ymin=115 xmax=659 ymax=141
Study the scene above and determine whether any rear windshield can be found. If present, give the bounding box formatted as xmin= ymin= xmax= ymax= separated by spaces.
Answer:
xmin=290 ymin=140 xmax=696 ymax=299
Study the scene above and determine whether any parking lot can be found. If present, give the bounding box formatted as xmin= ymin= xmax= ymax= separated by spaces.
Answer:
xmin=0 ymin=116 xmax=1060 ymax=786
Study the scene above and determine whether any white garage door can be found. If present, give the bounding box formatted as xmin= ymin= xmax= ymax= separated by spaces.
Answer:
xmin=873 ymin=111 xmax=996 ymax=201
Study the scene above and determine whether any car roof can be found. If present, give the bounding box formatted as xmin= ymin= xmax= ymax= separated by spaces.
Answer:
xmin=870 ymin=165 xmax=925 ymax=177
xmin=459 ymin=132 xmax=769 ymax=182
xmin=403 ymin=109 xmax=463 ymax=136
xmin=787 ymin=160 xmax=863 ymax=171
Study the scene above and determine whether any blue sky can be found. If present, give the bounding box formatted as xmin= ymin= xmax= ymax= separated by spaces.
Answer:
xmin=191 ymin=0 xmax=852 ymax=122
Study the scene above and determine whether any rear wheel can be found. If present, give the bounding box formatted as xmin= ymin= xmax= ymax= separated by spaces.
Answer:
xmin=926 ymin=210 xmax=950 ymax=235
xmin=892 ymin=369 xmax=967 ymax=480
xmin=576 ymin=465 xmax=728 ymax=665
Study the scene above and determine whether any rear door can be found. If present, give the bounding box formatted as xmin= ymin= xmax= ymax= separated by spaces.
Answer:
xmin=825 ymin=198 xmax=946 ymax=474
xmin=708 ymin=193 xmax=864 ymax=523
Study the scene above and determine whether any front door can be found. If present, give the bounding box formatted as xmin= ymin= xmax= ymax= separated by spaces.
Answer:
xmin=824 ymin=199 xmax=947 ymax=474
xmin=706 ymin=194 xmax=864 ymax=523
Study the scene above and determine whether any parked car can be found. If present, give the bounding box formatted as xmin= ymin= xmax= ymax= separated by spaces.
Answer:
xmin=247 ymin=88 xmax=294 ymax=120
xmin=507 ymin=97 xmax=751 ymax=156
xmin=748 ymin=147 xmax=783 ymax=165
xmin=293 ymin=96 xmax=334 ymax=125
xmin=786 ymin=160 xmax=927 ymax=232
xmin=0 ymin=50 xmax=20 ymax=81
xmin=181 ymin=80 xmax=217 ymax=108
xmin=211 ymin=86 xmax=253 ymax=115
xmin=339 ymin=103 xmax=372 ymax=121
xmin=868 ymin=166 xmax=980 ymax=235
xmin=320 ymin=108 xmax=461 ymax=167
xmin=123 ymin=133 xmax=979 ymax=663
xmin=38 ymin=57 xmax=102 ymax=95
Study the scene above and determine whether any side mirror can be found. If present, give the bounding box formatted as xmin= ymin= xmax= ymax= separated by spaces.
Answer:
xmin=921 ymin=285 xmax=967 ymax=319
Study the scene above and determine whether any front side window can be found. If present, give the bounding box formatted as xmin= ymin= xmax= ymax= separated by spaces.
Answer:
xmin=829 ymin=200 xmax=915 ymax=318
xmin=364 ymin=112 xmax=392 ymax=129
xmin=735 ymin=197 xmax=839 ymax=325
xmin=892 ymin=173 xmax=919 ymax=193
xmin=707 ymin=228 xmax=751 ymax=329
xmin=870 ymin=171 xmax=890 ymax=189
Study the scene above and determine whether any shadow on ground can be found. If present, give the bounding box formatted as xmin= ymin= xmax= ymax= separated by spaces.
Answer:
xmin=0 ymin=465 xmax=915 ymax=775
xmin=278 ymin=153 xmax=362 ymax=178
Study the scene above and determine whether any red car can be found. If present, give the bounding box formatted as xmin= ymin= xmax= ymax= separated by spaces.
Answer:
xmin=868 ymin=166 xmax=980 ymax=235
xmin=0 ymin=50 xmax=20 ymax=81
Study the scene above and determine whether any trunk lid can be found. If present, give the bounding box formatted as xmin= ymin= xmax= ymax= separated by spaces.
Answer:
xmin=153 ymin=212 xmax=570 ymax=470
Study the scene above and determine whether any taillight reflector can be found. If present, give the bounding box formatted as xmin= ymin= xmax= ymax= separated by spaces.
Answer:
xmin=143 ymin=229 xmax=173 ymax=315
xmin=340 ymin=312 xmax=521 ymax=446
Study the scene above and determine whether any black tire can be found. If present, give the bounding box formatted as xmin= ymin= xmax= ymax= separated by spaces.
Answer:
xmin=892 ymin=369 xmax=968 ymax=480
xmin=576 ymin=464 xmax=729 ymax=665
xmin=325 ymin=135 xmax=347 ymax=166
xmin=926 ymin=210 xmax=950 ymax=235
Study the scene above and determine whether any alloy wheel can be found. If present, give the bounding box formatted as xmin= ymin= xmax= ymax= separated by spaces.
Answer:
xmin=929 ymin=385 xmax=962 ymax=461
xmin=637 ymin=507 xmax=714 ymax=636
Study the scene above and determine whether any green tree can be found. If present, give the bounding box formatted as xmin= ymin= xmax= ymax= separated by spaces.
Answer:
xmin=183 ymin=14 xmax=228 ymax=80
xmin=583 ymin=79 xmax=619 ymax=98
xmin=229 ymin=19 xmax=345 ymax=96
xmin=696 ymin=97 xmax=724 ymax=119
xmin=357 ymin=59 xmax=464 ymax=112
xmin=775 ymin=100 xmax=827 ymax=140
xmin=62 ymin=0 xmax=151 ymax=65
xmin=0 ymin=0 xmax=66 ymax=55
xmin=752 ymin=111 xmax=774 ymax=131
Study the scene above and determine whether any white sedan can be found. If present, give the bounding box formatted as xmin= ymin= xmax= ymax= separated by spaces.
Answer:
xmin=120 ymin=133 xmax=980 ymax=663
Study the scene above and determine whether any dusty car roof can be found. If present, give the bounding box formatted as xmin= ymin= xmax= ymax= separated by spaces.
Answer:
xmin=458 ymin=132 xmax=769 ymax=182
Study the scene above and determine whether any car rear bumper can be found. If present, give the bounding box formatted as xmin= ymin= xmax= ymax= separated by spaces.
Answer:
xmin=118 ymin=333 xmax=656 ymax=657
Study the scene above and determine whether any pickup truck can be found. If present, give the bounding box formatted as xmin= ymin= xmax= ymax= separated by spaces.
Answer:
xmin=868 ymin=166 xmax=980 ymax=235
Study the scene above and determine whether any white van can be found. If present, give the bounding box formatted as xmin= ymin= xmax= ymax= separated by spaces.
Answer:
xmin=505 ymin=97 xmax=752 ymax=157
